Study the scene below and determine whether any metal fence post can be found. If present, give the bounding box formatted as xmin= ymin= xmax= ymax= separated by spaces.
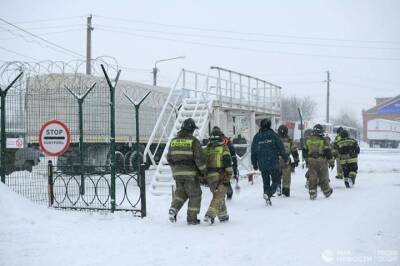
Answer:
xmin=65 ymin=83 xmax=96 ymax=195
xmin=123 ymin=91 xmax=151 ymax=172
xmin=47 ymin=160 xmax=54 ymax=207
xmin=101 ymin=65 xmax=121 ymax=213
xmin=123 ymin=91 xmax=151 ymax=217
xmin=140 ymin=163 xmax=146 ymax=218
xmin=0 ymin=72 xmax=23 ymax=183
xmin=0 ymin=91 xmax=5 ymax=184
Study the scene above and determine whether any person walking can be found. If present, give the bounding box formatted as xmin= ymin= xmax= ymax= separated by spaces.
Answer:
xmin=277 ymin=125 xmax=299 ymax=197
xmin=334 ymin=129 xmax=360 ymax=188
xmin=251 ymin=118 xmax=288 ymax=205
xmin=303 ymin=124 xmax=334 ymax=200
xmin=168 ymin=118 xmax=207 ymax=225
xmin=203 ymin=127 xmax=233 ymax=224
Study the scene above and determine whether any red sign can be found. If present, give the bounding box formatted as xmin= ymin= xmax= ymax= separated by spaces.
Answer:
xmin=39 ymin=120 xmax=70 ymax=157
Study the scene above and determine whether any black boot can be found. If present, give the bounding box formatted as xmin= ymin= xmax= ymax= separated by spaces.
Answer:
xmin=276 ymin=184 xmax=282 ymax=196
xmin=168 ymin=208 xmax=177 ymax=223
xmin=282 ymin=187 xmax=290 ymax=197
xmin=203 ymin=215 xmax=215 ymax=225
xmin=351 ymin=176 xmax=356 ymax=186
xmin=344 ymin=178 xmax=351 ymax=188
xmin=226 ymin=183 xmax=233 ymax=200
xmin=263 ymin=194 xmax=272 ymax=206
xmin=187 ymin=217 xmax=200 ymax=225
xmin=219 ymin=215 xmax=229 ymax=222
xmin=324 ymin=188 xmax=333 ymax=198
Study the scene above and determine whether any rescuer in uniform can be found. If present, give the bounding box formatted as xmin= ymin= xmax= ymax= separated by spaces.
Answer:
xmin=333 ymin=126 xmax=344 ymax=179
xmin=203 ymin=127 xmax=233 ymax=224
xmin=277 ymin=125 xmax=299 ymax=197
xmin=303 ymin=124 xmax=334 ymax=200
xmin=167 ymin=118 xmax=207 ymax=225
xmin=334 ymin=129 xmax=360 ymax=188
xmin=209 ymin=126 xmax=239 ymax=200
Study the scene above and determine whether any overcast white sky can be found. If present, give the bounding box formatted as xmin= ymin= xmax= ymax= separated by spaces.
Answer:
xmin=1 ymin=0 xmax=399 ymax=122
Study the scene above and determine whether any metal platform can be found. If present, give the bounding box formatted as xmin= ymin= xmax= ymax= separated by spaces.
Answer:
xmin=144 ymin=67 xmax=282 ymax=195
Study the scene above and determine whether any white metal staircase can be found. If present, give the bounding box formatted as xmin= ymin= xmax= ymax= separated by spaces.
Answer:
xmin=150 ymin=98 xmax=213 ymax=195
xmin=144 ymin=67 xmax=282 ymax=195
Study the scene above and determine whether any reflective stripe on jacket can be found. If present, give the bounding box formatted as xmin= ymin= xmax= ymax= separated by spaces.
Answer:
xmin=334 ymin=137 xmax=359 ymax=164
xmin=206 ymin=143 xmax=232 ymax=183
xmin=167 ymin=130 xmax=207 ymax=180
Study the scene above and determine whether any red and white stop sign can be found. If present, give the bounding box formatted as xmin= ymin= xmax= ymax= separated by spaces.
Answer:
xmin=39 ymin=120 xmax=70 ymax=157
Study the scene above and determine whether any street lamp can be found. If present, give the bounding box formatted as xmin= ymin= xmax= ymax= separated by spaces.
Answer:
xmin=153 ymin=56 xmax=186 ymax=86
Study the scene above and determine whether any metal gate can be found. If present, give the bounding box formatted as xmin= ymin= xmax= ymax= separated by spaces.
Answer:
xmin=0 ymin=59 xmax=147 ymax=217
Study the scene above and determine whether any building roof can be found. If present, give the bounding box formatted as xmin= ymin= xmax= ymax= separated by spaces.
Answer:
xmin=364 ymin=94 xmax=400 ymax=114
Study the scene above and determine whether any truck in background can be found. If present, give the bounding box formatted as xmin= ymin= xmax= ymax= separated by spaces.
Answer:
xmin=367 ymin=119 xmax=400 ymax=148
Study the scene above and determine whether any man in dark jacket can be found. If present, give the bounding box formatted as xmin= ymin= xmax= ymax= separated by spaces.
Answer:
xmin=251 ymin=118 xmax=288 ymax=205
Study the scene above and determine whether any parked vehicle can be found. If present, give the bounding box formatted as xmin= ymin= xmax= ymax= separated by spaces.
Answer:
xmin=367 ymin=119 xmax=400 ymax=148
xmin=6 ymin=73 xmax=173 ymax=174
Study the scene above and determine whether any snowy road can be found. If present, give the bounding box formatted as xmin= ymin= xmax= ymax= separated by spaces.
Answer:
xmin=1 ymin=148 xmax=399 ymax=266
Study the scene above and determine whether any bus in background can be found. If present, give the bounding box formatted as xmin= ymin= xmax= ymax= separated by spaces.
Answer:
xmin=333 ymin=125 xmax=361 ymax=141
xmin=285 ymin=120 xmax=311 ymax=148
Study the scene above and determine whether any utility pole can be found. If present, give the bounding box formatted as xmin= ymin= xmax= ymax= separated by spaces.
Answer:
xmin=152 ymin=67 xmax=158 ymax=86
xmin=86 ymin=14 xmax=93 ymax=75
xmin=325 ymin=71 xmax=331 ymax=123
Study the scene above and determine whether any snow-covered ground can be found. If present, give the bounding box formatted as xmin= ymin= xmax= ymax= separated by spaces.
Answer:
xmin=1 ymin=148 xmax=399 ymax=266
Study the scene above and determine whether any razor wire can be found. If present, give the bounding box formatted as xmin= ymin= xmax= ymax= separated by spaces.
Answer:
xmin=0 ymin=57 xmax=156 ymax=215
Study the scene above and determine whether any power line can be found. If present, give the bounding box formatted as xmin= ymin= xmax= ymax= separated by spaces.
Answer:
xmin=95 ymin=15 xmax=400 ymax=45
xmin=96 ymin=24 xmax=400 ymax=51
xmin=96 ymin=28 xmax=400 ymax=61
xmin=330 ymin=70 xmax=400 ymax=86
xmin=334 ymin=81 xmax=398 ymax=93
xmin=0 ymin=17 xmax=84 ymax=58
xmin=0 ymin=29 xmax=84 ymax=41
xmin=263 ymin=71 xmax=324 ymax=76
xmin=0 ymin=24 xmax=83 ymax=57
xmin=278 ymin=81 xmax=323 ymax=85
xmin=0 ymin=45 xmax=38 ymax=60
xmin=11 ymin=16 xmax=84 ymax=24
xmin=0 ymin=24 xmax=85 ymax=33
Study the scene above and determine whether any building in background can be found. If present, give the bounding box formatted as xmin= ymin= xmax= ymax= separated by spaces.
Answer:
xmin=362 ymin=95 xmax=400 ymax=147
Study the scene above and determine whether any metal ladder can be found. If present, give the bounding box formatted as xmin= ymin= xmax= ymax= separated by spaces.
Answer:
xmin=144 ymin=67 xmax=282 ymax=195
xmin=150 ymin=97 xmax=213 ymax=195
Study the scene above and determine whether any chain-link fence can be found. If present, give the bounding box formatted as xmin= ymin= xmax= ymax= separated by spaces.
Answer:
xmin=0 ymin=58 xmax=171 ymax=216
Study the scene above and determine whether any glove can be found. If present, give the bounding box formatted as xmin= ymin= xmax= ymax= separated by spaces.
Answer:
xmin=224 ymin=172 xmax=233 ymax=183
xmin=294 ymin=161 xmax=299 ymax=167
xmin=223 ymin=180 xmax=231 ymax=185
xmin=253 ymin=165 xmax=258 ymax=171
xmin=200 ymin=177 xmax=208 ymax=185
xmin=329 ymin=162 xmax=335 ymax=170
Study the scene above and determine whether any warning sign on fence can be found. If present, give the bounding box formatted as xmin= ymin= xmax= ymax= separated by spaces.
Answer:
xmin=6 ymin=138 xmax=24 ymax=149
xmin=39 ymin=120 xmax=70 ymax=157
